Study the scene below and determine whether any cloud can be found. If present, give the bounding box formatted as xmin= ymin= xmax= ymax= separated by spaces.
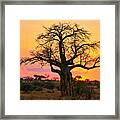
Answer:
xmin=27 ymin=67 xmax=50 ymax=72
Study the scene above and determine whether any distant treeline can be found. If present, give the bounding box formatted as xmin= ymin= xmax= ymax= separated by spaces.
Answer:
xmin=20 ymin=74 xmax=59 ymax=81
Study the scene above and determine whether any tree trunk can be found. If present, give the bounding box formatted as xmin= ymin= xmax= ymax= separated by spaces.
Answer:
xmin=60 ymin=67 xmax=73 ymax=97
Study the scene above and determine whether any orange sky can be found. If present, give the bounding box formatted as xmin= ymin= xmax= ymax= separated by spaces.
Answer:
xmin=20 ymin=20 xmax=100 ymax=80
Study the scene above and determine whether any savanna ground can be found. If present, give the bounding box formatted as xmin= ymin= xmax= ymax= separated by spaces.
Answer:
xmin=20 ymin=79 xmax=100 ymax=100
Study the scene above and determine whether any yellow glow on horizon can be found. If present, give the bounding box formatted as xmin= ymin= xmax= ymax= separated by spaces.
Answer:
xmin=75 ymin=76 xmax=86 ymax=81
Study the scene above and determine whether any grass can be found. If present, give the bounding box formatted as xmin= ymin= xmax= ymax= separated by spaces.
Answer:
xmin=20 ymin=80 xmax=100 ymax=100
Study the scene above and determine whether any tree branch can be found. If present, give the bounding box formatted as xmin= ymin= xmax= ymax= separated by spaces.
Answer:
xmin=49 ymin=63 xmax=61 ymax=75
xmin=69 ymin=56 xmax=100 ymax=70
xmin=20 ymin=55 xmax=61 ymax=67
xmin=66 ymin=41 xmax=99 ymax=65
xmin=69 ymin=64 xmax=100 ymax=70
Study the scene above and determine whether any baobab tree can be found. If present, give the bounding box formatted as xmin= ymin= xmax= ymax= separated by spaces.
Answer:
xmin=21 ymin=22 xmax=100 ymax=96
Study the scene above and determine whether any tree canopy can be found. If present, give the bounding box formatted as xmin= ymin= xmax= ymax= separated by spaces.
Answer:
xmin=21 ymin=22 xmax=100 ymax=73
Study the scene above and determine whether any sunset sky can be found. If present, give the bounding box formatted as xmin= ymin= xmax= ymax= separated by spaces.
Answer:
xmin=20 ymin=20 xmax=100 ymax=80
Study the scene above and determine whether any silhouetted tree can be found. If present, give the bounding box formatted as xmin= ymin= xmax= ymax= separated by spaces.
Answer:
xmin=21 ymin=22 xmax=100 ymax=96
xmin=33 ymin=74 xmax=48 ymax=80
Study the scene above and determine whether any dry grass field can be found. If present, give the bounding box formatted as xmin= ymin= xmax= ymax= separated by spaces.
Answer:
xmin=20 ymin=80 xmax=100 ymax=100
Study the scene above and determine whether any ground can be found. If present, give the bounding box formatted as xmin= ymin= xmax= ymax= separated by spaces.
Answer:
xmin=20 ymin=80 xmax=100 ymax=100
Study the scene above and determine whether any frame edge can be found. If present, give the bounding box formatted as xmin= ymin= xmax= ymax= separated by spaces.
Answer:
xmin=1 ymin=0 xmax=119 ymax=119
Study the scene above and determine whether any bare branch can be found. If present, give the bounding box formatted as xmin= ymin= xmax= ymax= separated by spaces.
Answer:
xmin=66 ymin=41 xmax=100 ymax=65
xmin=69 ymin=56 xmax=100 ymax=70
xmin=70 ymin=64 xmax=100 ymax=70
xmin=49 ymin=63 xmax=61 ymax=75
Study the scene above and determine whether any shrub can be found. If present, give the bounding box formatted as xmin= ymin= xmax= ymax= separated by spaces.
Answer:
xmin=20 ymin=83 xmax=34 ymax=92
xmin=35 ymin=87 xmax=42 ymax=91
xmin=46 ymin=82 xmax=54 ymax=90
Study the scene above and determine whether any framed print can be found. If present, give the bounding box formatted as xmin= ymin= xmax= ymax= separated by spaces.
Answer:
xmin=0 ymin=0 xmax=119 ymax=119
